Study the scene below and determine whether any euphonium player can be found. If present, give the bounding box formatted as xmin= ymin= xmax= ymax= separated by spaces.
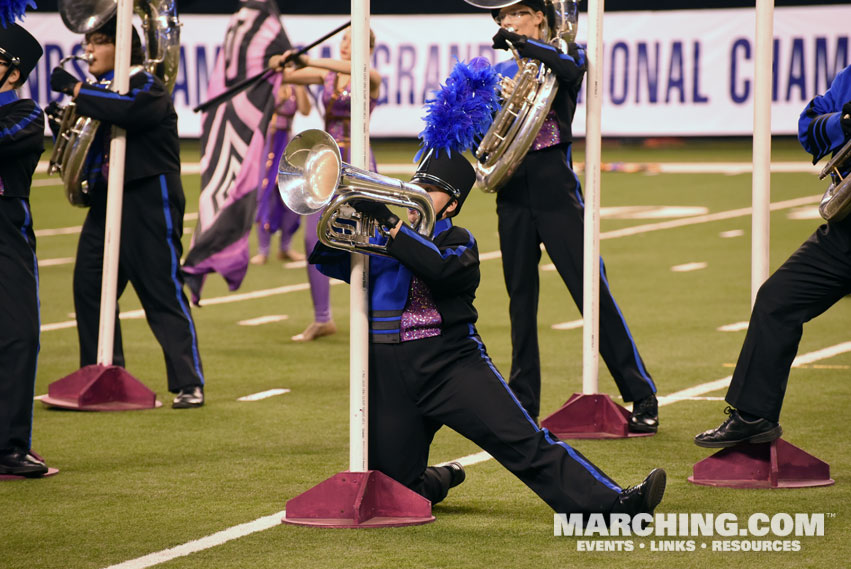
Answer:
xmin=487 ymin=1 xmax=659 ymax=429
xmin=307 ymin=58 xmax=667 ymax=518
xmin=0 ymin=22 xmax=51 ymax=477
xmin=695 ymin=65 xmax=851 ymax=448
xmin=49 ymin=17 xmax=206 ymax=409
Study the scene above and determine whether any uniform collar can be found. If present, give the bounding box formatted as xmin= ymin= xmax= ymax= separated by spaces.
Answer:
xmin=96 ymin=70 xmax=115 ymax=81
xmin=0 ymin=90 xmax=19 ymax=107
xmin=433 ymin=217 xmax=453 ymax=236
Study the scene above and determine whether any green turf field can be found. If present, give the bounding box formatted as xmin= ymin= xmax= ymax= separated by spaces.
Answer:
xmin=3 ymin=138 xmax=849 ymax=569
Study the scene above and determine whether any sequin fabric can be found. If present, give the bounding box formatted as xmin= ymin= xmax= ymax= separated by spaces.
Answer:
xmin=531 ymin=110 xmax=562 ymax=151
xmin=322 ymin=71 xmax=378 ymax=167
xmin=272 ymin=86 xmax=297 ymax=130
xmin=400 ymin=275 xmax=443 ymax=342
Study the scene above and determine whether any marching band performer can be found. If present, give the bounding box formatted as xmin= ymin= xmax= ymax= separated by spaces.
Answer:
xmin=269 ymin=27 xmax=381 ymax=342
xmin=486 ymin=1 xmax=659 ymax=430
xmin=0 ymin=22 xmax=51 ymax=477
xmin=49 ymin=18 xmax=206 ymax=409
xmin=306 ymin=56 xmax=667 ymax=517
xmin=695 ymin=65 xmax=851 ymax=447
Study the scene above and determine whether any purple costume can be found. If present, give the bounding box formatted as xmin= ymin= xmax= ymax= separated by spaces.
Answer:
xmin=302 ymin=71 xmax=378 ymax=323
xmin=255 ymin=87 xmax=301 ymax=257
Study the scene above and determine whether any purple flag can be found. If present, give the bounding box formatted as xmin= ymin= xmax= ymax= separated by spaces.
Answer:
xmin=182 ymin=0 xmax=289 ymax=304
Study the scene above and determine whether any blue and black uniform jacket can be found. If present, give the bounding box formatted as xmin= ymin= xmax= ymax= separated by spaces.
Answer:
xmin=799 ymin=64 xmax=851 ymax=169
xmin=0 ymin=91 xmax=43 ymax=198
xmin=73 ymin=68 xmax=181 ymax=188
xmin=310 ymin=217 xmax=481 ymax=343
xmin=494 ymin=40 xmax=586 ymax=149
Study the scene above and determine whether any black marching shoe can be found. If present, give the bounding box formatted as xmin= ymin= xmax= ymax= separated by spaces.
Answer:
xmin=694 ymin=406 xmax=781 ymax=448
xmin=172 ymin=386 xmax=204 ymax=409
xmin=629 ymin=394 xmax=659 ymax=433
xmin=610 ymin=468 xmax=667 ymax=517
xmin=0 ymin=450 xmax=49 ymax=478
xmin=447 ymin=461 xmax=466 ymax=489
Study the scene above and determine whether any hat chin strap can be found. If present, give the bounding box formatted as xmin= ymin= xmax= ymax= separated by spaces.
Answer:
xmin=0 ymin=67 xmax=14 ymax=91
xmin=435 ymin=197 xmax=458 ymax=220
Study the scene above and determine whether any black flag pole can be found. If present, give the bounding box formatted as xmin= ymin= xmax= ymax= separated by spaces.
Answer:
xmin=193 ymin=20 xmax=352 ymax=114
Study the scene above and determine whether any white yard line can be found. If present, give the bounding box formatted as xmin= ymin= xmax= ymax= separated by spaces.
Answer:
xmin=102 ymin=337 xmax=851 ymax=569
xmin=237 ymin=388 xmax=291 ymax=401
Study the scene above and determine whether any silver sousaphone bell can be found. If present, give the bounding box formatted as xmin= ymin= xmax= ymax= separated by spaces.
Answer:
xmin=277 ymin=129 xmax=436 ymax=256
xmin=818 ymin=137 xmax=851 ymax=222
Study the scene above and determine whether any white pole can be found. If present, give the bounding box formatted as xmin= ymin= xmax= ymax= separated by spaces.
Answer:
xmin=348 ymin=0 xmax=370 ymax=472
xmin=96 ymin=0 xmax=133 ymax=365
xmin=751 ymin=0 xmax=774 ymax=306
xmin=582 ymin=0 xmax=603 ymax=395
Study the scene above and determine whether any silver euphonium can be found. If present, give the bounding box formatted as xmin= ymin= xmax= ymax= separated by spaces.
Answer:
xmin=463 ymin=0 xmax=578 ymax=192
xmin=48 ymin=0 xmax=180 ymax=206
xmin=817 ymin=137 xmax=851 ymax=222
xmin=277 ymin=129 xmax=436 ymax=256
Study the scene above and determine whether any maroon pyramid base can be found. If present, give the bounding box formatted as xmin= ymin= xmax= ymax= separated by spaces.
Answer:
xmin=689 ymin=438 xmax=834 ymax=489
xmin=283 ymin=470 xmax=435 ymax=528
xmin=41 ymin=364 xmax=161 ymax=411
xmin=541 ymin=393 xmax=654 ymax=439
xmin=0 ymin=450 xmax=59 ymax=480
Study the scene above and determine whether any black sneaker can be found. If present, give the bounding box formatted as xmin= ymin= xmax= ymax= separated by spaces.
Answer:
xmin=0 ymin=450 xmax=48 ymax=478
xmin=172 ymin=386 xmax=204 ymax=409
xmin=611 ymin=468 xmax=666 ymax=517
xmin=694 ymin=407 xmax=781 ymax=448
xmin=629 ymin=394 xmax=659 ymax=433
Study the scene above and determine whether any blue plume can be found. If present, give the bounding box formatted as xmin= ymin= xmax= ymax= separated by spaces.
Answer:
xmin=0 ymin=0 xmax=36 ymax=28
xmin=415 ymin=57 xmax=501 ymax=162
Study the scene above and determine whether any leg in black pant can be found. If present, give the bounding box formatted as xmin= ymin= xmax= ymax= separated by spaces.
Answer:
xmin=0 ymin=199 xmax=40 ymax=452
xmin=121 ymin=175 xmax=204 ymax=393
xmin=727 ymin=220 xmax=851 ymax=422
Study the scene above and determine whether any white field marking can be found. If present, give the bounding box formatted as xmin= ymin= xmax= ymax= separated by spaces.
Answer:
xmin=32 ymin=178 xmax=62 ymax=188
xmin=600 ymin=205 xmax=708 ymax=219
xmin=101 ymin=510 xmax=287 ymax=569
xmin=719 ymin=229 xmax=744 ymax=238
xmin=658 ymin=396 xmax=726 ymax=401
xmin=717 ymin=321 xmax=749 ymax=332
xmin=34 ymin=394 xmax=46 ymax=400
xmin=542 ymin=263 xmax=556 ymax=271
xmin=600 ymin=195 xmax=820 ymax=240
xmin=671 ymin=261 xmax=708 ymax=272
xmin=237 ymin=388 xmax=290 ymax=401
xmin=38 ymin=257 xmax=74 ymax=267
xmin=34 ymin=212 xmax=197 ymax=239
xmin=104 ymin=337 xmax=851 ymax=568
xmin=238 ymin=315 xmax=289 ymax=326
xmin=283 ymin=260 xmax=307 ymax=269
xmin=40 ymin=281 xmax=344 ymax=333
xmin=480 ymin=250 xmax=502 ymax=261
xmin=787 ymin=206 xmax=821 ymax=220
xmin=552 ymin=319 xmax=583 ymax=330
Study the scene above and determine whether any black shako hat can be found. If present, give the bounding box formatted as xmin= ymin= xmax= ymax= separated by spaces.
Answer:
xmin=0 ymin=23 xmax=43 ymax=83
xmin=411 ymin=149 xmax=476 ymax=217
xmin=491 ymin=0 xmax=548 ymax=21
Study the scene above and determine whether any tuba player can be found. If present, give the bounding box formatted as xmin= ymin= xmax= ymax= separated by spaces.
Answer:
xmin=487 ymin=1 xmax=659 ymax=430
xmin=49 ymin=17 xmax=206 ymax=408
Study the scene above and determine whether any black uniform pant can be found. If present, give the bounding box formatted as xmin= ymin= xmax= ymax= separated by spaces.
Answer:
xmin=74 ymin=173 xmax=204 ymax=393
xmin=0 ymin=198 xmax=39 ymax=452
xmin=727 ymin=217 xmax=851 ymax=423
xmin=368 ymin=325 xmax=622 ymax=514
xmin=496 ymin=145 xmax=655 ymax=419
